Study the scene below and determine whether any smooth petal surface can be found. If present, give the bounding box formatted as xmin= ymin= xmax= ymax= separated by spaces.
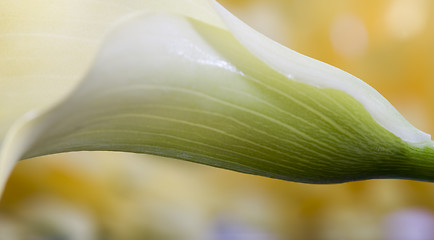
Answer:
xmin=0 ymin=0 xmax=223 ymax=140
xmin=213 ymin=2 xmax=431 ymax=144
xmin=0 ymin=0 xmax=224 ymax=195
xmin=1 ymin=0 xmax=434 ymax=196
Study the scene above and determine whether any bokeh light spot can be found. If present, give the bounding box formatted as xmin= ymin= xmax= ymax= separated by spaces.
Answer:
xmin=330 ymin=13 xmax=368 ymax=59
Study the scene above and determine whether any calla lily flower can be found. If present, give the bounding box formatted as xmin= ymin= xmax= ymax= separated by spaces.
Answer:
xmin=1 ymin=0 xmax=433 ymax=197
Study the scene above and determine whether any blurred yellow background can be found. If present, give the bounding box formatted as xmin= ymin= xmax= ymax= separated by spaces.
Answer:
xmin=1 ymin=0 xmax=433 ymax=239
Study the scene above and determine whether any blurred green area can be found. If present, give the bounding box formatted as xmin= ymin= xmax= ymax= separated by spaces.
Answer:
xmin=1 ymin=0 xmax=434 ymax=239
